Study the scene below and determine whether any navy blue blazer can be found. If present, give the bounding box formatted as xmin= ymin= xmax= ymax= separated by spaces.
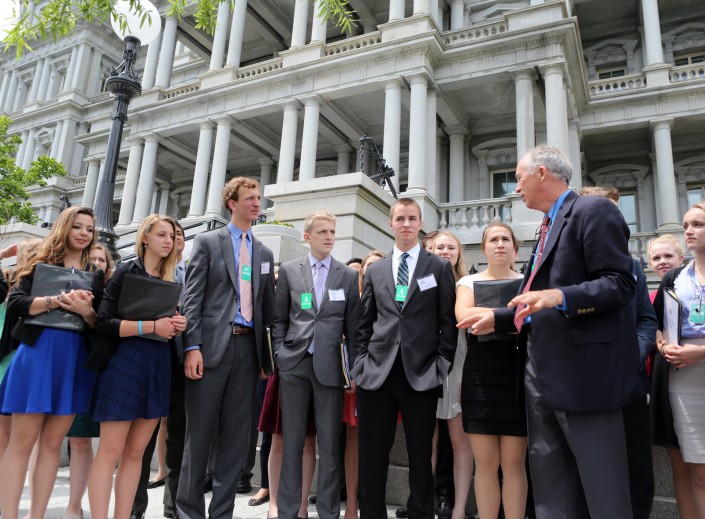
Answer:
xmin=495 ymin=191 xmax=641 ymax=412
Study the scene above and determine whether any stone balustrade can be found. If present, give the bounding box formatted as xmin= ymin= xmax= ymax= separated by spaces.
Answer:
xmin=324 ymin=33 xmax=383 ymax=57
xmin=588 ymin=72 xmax=647 ymax=97
xmin=163 ymin=82 xmax=200 ymax=99
xmin=670 ymin=63 xmax=705 ymax=83
xmin=443 ymin=20 xmax=508 ymax=47
xmin=235 ymin=58 xmax=283 ymax=79
xmin=438 ymin=197 xmax=512 ymax=230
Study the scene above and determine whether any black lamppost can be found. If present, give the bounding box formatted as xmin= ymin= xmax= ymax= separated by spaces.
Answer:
xmin=94 ymin=0 xmax=160 ymax=260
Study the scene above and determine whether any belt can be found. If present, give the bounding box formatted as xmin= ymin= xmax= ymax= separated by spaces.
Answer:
xmin=233 ymin=325 xmax=254 ymax=335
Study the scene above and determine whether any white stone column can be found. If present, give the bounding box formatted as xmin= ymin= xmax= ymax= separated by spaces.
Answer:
xmin=205 ymin=118 xmax=232 ymax=216
xmin=56 ymin=119 xmax=77 ymax=168
xmin=133 ymin=135 xmax=160 ymax=223
xmin=413 ymin=0 xmax=430 ymax=15
xmin=64 ymin=47 xmax=79 ymax=92
xmin=651 ymin=119 xmax=680 ymax=228
xmin=81 ymin=160 xmax=101 ymax=207
xmin=389 ymin=0 xmax=405 ymax=21
xmin=426 ymin=88 xmax=438 ymax=200
xmin=291 ymin=0 xmax=310 ymax=48
xmin=85 ymin=49 xmax=103 ymax=95
xmin=567 ymin=121 xmax=582 ymax=190
xmin=12 ymin=79 xmax=26 ymax=111
xmin=435 ymin=130 xmax=443 ymax=201
xmin=141 ymin=24 xmax=162 ymax=89
xmin=311 ymin=0 xmax=327 ymax=43
xmin=118 ymin=138 xmax=145 ymax=225
xmin=429 ymin=0 xmax=439 ymax=25
xmin=258 ymin=157 xmax=274 ymax=208
xmin=511 ymin=69 xmax=536 ymax=158
xmin=189 ymin=121 xmax=215 ymax=217
xmin=541 ymin=64 xmax=569 ymax=153
xmin=277 ymin=102 xmax=299 ymax=183
xmin=155 ymin=16 xmax=178 ymax=87
xmin=226 ymin=0 xmax=248 ymax=67
xmin=15 ymin=130 xmax=29 ymax=167
xmin=158 ymin=185 xmax=170 ymax=214
xmin=335 ymin=144 xmax=352 ymax=175
xmin=299 ymin=97 xmax=320 ymax=181
xmin=450 ymin=0 xmax=464 ymax=29
xmin=210 ymin=2 xmax=230 ymax=70
xmin=383 ymin=78 xmax=402 ymax=192
xmin=21 ymin=129 xmax=37 ymax=171
xmin=49 ymin=121 xmax=62 ymax=159
xmin=70 ymin=44 xmax=91 ymax=91
xmin=46 ymin=64 xmax=60 ymax=99
xmin=0 ymin=71 xmax=10 ymax=109
xmin=27 ymin=60 xmax=44 ymax=104
xmin=642 ymin=0 xmax=664 ymax=66
xmin=37 ymin=59 xmax=51 ymax=101
xmin=3 ymin=72 xmax=17 ymax=112
xmin=447 ymin=126 xmax=466 ymax=203
xmin=407 ymin=75 xmax=428 ymax=192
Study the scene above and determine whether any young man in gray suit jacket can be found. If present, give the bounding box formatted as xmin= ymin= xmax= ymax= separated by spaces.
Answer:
xmin=273 ymin=211 xmax=360 ymax=519
xmin=352 ymin=198 xmax=457 ymax=519
xmin=177 ymin=177 xmax=276 ymax=519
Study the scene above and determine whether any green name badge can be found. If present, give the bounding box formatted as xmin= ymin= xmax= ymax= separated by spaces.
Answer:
xmin=241 ymin=265 xmax=252 ymax=281
xmin=691 ymin=301 xmax=705 ymax=324
xmin=301 ymin=292 xmax=313 ymax=310
xmin=395 ymin=284 xmax=408 ymax=302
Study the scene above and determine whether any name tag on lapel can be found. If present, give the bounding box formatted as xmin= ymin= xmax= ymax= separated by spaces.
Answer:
xmin=417 ymin=274 xmax=437 ymax=291
xmin=261 ymin=262 xmax=271 ymax=275
xmin=329 ymin=289 xmax=345 ymax=301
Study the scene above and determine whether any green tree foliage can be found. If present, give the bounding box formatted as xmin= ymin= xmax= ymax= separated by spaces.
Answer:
xmin=0 ymin=116 xmax=68 ymax=225
xmin=3 ymin=0 xmax=356 ymax=58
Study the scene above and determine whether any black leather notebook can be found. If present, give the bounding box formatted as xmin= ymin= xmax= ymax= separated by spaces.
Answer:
xmin=117 ymin=274 xmax=181 ymax=342
xmin=472 ymin=278 xmax=522 ymax=342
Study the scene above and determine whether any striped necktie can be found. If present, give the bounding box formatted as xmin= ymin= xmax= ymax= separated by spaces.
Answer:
xmin=239 ymin=232 xmax=253 ymax=322
xmin=514 ymin=215 xmax=551 ymax=332
xmin=397 ymin=253 xmax=409 ymax=308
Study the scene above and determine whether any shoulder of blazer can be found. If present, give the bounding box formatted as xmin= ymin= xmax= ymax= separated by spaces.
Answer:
xmin=663 ymin=266 xmax=686 ymax=290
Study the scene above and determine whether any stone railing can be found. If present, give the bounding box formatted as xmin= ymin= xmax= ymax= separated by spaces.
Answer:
xmin=164 ymin=82 xmax=200 ymax=99
xmin=73 ymin=176 xmax=87 ymax=188
xmin=588 ymin=72 xmax=647 ymax=97
xmin=438 ymin=198 xmax=512 ymax=229
xmin=629 ymin=231 xmax=656 ymax=259
xmin=88 ymin=92 xmax=112 ymax=103
xmin=236 ymin=58 xmax=283 ymax=79
xmin=670 ymin=63 xmax=705 ymax=83
xmin=37 ymin=98 xmax=58 ymax=108
xmin=443 ymin=20 xmax=508 ymax=47
xmin=324 ymin=32 xmax=382 ymax=57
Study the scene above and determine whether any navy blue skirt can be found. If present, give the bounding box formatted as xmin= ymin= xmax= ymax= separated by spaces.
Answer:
xmin=0 ymin=328 xmax=94 ymax=415
xmin=92 ymin=336 xmax=171 ymax=421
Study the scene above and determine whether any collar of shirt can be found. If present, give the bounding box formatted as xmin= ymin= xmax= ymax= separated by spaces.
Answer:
xmin=546 ymin=189 xmax=572 ymax=231
xmin=392 ymin=243 xmax=421 ymax=285
xmin=308 ymin=253 xmax=332 ymax=272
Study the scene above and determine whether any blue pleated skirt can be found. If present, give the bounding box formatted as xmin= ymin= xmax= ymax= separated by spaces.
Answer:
xmin=0 ymin=328 xmax=94 ymax=415
xmin=92 ymin=336 xmax=171 ymax=422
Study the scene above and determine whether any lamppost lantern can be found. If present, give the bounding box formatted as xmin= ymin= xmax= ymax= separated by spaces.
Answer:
xmin=94 ymin=0 xmax=160 ymax=262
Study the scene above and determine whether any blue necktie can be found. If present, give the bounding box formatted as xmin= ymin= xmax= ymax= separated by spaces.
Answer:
xmin=397 ymin=253 xmax=409 ymax=309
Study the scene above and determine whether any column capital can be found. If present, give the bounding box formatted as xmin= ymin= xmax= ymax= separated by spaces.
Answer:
xmin=283 ymin=100 xmax=300 ymax=112
xmin=539 ymin=62 xmax=565 ymax=78
xmin=426 ymin=86 xmax=438 ymax=99
xmin=408 ymin=73 xmax=430 ymax=87
xmin=214 ymin=115 xmax=233 ymax=127
xmin=127 ymin=136 xmax=145 ymax=146
xmin=334 ymin=143 xmax=353 ymax=153
xmin=451 ymin=0 xmax=464 ymax=6
xmin=445 ymin=124 xmax=468 ymax=137
xmin=650 ymin=118 xmax=674 ymax=131
xmin=510 ymin=68 xmax=537 ymax=83
xmin=144 ymin=134 xmax=161 ymax=144
xmin=384 ymin=77 xmax=404 ymax=91
xmin=257 ymin=157 xmax=275 ymax=167
xmin=302 ymin=96 xmax=321 ymax=108
xmin=87 ymin=158 xmax=101 ymax=167
xmin=199 ymin=120 xmax=216 ymax=131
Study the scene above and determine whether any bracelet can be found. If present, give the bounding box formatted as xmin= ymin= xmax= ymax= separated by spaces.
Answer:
xmin=153 ymin=320 xmax=157 ymax=334
xmin=45 ymin=295 xmax=52 ymax=312
xmin=138 ymin=320 xmax=143 ymax=336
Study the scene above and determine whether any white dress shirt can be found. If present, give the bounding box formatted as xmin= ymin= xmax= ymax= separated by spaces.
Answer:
xmin=392 ymin=243 xmax=421 ymax=285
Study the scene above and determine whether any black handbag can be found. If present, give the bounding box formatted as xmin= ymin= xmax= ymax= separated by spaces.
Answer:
xmin=117 ymin=274 xmax=181 ymax=342
xmin=24 ymin=263 xmax=96 ymax=332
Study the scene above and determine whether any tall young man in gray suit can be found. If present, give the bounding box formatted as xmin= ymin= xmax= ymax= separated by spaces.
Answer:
xmin=273 ymin=211 xmax=360 ymax=519
xmin=177 ymin=177 xmax=276 ymax=519
xmin=466 ymin=145 xmax=640 ymax=518
xmin=352 ymin=198 xmax=457 ymax=519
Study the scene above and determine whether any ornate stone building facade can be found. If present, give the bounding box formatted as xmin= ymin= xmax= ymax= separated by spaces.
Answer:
xmin=1 ymin=0 xmax=704 ymax=263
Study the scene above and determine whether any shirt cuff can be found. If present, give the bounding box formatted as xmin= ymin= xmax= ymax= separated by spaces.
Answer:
xmin=555 ymin=290 xmax=568 ymax=313
xmin=184 ymin=345 xmax=201 ymax=352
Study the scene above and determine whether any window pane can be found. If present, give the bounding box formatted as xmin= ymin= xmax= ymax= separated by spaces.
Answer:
xmin=688 ymin=188 xmax=703 ymax=208
xmin=619 ymin=194 xmax=637 ymax=228
xmin=493 ymin=172 xmax=516 ymax=198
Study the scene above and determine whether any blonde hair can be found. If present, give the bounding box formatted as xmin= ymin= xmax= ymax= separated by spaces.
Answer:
xmin=136 ymin=215 xmax=179 ymax=282
xmin=389 ymin=198 xmax=421 ymax=219
xmin=432 ymin=230 xmax=468 ymax=282
xmin=304 ymin=210 xmax=337 ymax=233
xmin=359 ymin=250 xmax=385 ymax=293
xmin=646 ymin=234 xmax=684 ymax=261
xmin=16 ymin=206 xmax=97 ymax=284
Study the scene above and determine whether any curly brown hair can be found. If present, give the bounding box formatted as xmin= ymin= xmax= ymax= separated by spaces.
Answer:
xmin=222 ymin=177 xmax=260 ymax=214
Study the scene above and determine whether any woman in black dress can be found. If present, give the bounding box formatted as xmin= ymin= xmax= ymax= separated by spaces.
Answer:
xmin=456 ymin=222 xmax=527 ymax=519
xmin=87 ymin=214 xmax=186 ymax=519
